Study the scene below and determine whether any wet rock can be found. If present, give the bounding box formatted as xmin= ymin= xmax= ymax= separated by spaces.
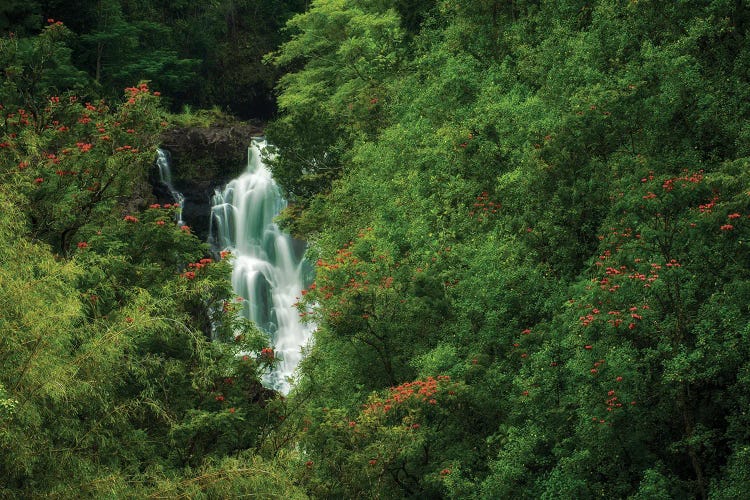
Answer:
xmin=153 ymin=120 xmax=263 ymax=240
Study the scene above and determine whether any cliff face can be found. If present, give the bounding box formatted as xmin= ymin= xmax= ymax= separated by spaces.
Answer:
xmin=153 ymin=122 xmax=264 ymax=241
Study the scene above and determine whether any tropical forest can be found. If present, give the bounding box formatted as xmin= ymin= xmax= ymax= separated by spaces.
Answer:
xmin=2 ymin=0 xmax=750 ymax=498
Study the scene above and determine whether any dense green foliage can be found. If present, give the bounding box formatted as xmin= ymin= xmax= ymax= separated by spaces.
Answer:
xmin=266 ymin=0 xmax=750 ymax=497
xmin=2 ymin=0 xmax=307 ymax=118
xmin=0 ymin=23 xmax=302 ymax=498
xmin=5 ymin=0 xmax=750 ymax=498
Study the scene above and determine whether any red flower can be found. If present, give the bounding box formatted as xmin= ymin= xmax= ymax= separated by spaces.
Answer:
xmin=34 ymin=177 xmax=44 ymax=184
xmin=721 ymin=224 xmax=734 ymax=231
xmin=440 ymin=469 xmax=451 ymax=476
xmin=584 ymin=345 xmax=593 ymax=350
xmin=125 ymin=317 xmax=134 ymax=323
xmin=77 ymin=241 xmax=88 ymax=249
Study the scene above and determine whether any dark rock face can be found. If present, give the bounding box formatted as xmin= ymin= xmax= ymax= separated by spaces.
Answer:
xmin=153 ymin=122 xmax=263 ymax=241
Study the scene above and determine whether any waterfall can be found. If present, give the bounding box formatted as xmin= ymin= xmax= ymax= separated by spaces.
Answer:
xmin=156 ymin=148 xmax=185 ymax=225
xmin=210 ymin=137 xmax=313 ymax=394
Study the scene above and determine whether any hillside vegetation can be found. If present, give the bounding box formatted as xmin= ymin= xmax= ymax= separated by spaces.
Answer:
xmin=2 ymin=1 xmax=750 ymax=498
xmin=266 ymin=1 xmax=750 ymax=497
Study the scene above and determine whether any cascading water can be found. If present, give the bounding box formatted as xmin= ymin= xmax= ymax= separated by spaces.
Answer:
xmin=210 ymin=137 xmax=313 ymax=394
xmin=156 ymin=148 xmax=185 ymax=224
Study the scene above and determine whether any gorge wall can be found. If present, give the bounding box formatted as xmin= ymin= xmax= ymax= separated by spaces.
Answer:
xmin=154 ymin=120 xmax=264 ymax=240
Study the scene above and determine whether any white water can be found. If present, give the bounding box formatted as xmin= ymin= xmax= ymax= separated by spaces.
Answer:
xmin=210 ymin=138 xmax=313 ymax=394
xmin=156 ymin=148 xmax=185 ymax=225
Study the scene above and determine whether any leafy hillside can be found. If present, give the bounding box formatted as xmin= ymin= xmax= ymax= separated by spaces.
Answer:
xmin=3 ymin=1 xmax=750 ymax=498
xmin=0 ymin=23 xmax=300 ymax=498
xmin=266 ymin=0 xmax=750 ymax=497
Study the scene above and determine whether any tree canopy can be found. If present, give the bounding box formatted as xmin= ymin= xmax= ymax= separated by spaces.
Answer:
xmin=3 ymin=0 xmax=750 ymax=497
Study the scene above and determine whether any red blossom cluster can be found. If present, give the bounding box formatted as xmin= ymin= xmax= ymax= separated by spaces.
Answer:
xmin=125 ymin=83 xmax=151 ymax=96
xmin=123 ymin=215 xmax=139 ymax=223
xmin=661 ymin=170 xmax=704 ymax=191
xmin=148 ymin=203 xmax=179 ymax=209
xmin=468 ymin=191 xmax=500 ymax=222
xmin=589 ymin=358 xmax=605 ymax=375
xmin=124 ymin=83 xmax=156 ymax=104
xmin=720 ymin=212 xmax=744 ymax=232
xmin=181 ymin=258 xmax=214 ymax=280
xmin=362 ymin=376 xmax=454 ymax=415
xmin=592 ymin=376 xmax=635 ymax=425
xmin=260 ymin=347 xmax=274 ymax=359
xmin=579 ymin=307 xmax=600 ymax=327
xmin=699 ymin=195 xmax=718 ymax=213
